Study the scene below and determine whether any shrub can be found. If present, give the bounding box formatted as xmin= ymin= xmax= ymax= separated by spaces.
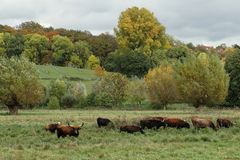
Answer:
xmin=87 ymin=54 xmax=100 ymax=69
xmin=48 ymin=79 xmax=68 ymax=99
xmin=126 ymin=78 xmax=146 ymax=105
xmin=47 ymin=96 xmax=60 ymax=109
xmin=94 ymin=72 xmax=129 ymax=106
xmin=60 ymin=93 xmax=77 ymax=108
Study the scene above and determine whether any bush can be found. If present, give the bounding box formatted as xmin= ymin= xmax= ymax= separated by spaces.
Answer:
xmin=48 ymin=79 xmax=68 ymax=99
xmin=94 ymin=72 xmax=129 ymax=106
xmin=68 ymin=81 xmax=87 ymax=101
xmin=60 ymin=93 xmax=77 ymax=108
xmin=126 ymin=78 xmax=146 ymax=105
xmin=47 ymin=96 xmax=60 ymax=109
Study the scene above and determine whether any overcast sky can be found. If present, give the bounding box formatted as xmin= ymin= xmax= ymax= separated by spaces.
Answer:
xmin=0 ymin=0 xmax=239 ymax=46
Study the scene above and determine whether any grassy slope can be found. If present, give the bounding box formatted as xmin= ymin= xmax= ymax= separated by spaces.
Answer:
xmin=1 ymin=109 xmax=240 ymax=160
xmin=37 ymin=65 xmax=98 ymax=94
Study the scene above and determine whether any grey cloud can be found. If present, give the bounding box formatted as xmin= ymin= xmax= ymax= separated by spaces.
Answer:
xmin=0 ymin=0 xmax=239 ymax=45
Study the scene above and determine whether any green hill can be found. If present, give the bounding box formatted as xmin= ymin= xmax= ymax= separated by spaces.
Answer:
xmin=37 ymin=65 xmax=98 ymax=94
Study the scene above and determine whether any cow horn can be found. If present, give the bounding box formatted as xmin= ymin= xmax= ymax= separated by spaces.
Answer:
xmin=57 ymin=122 xmax=61 ymax=125
xmin=80 ymin=122 xmax=84 ymax=127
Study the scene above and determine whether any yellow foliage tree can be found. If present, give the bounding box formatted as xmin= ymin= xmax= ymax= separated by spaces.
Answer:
xmin=115 ymin=7 xmax=170 ymax=56
xmin=145 ymin=64 xmax=179 ymax=108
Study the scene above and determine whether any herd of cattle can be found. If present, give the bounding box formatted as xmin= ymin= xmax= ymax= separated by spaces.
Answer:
xmin=44 ymin=116 xmax=233 ymax=138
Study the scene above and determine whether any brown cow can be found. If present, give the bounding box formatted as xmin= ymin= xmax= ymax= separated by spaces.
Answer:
xmin=44 ymin=122 xmax=61 ymax=133
xmin=56 ymin=123 xmax=84 ymax=138
xmin=120 ymin=125 xmax=144 ymax=134
xmin=191 ymin=117 xmax=216 ymax=131
xmin=163 ymin=118 xmax=190 ymax=129
xmin=217 ymin=118 xmax=233 ymax=128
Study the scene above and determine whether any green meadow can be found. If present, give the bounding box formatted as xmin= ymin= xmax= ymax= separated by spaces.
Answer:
xmin=1 ymin=108 xmax=240 ymax=160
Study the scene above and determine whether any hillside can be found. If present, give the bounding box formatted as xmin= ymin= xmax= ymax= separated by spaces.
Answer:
xmin=37 ymin=65 xmax=98 ymax=94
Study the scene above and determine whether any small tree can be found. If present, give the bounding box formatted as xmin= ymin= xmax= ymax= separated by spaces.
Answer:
xmin=94 ymin=72 xmax=129 ymax=106
xmin=0 ymin=57 xmax=44 ymax=114
xmin=176 ymin=54 xmax=229 ymax=108
xmin=87 ymin=54 xmax=100 ymax=69
xmin=145 ymin=64 xmax=179 ymax=109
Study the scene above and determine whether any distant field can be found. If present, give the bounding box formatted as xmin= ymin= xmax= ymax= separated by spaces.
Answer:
xmin=1 ymin=108 xmax=240 ymax=160
xmin=37 ymin=65 xmax=98 ymax=94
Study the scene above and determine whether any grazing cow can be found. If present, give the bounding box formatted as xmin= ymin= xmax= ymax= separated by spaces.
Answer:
xmin=56 ymin=123 xmax=84 ymax=138
xmin=140 ymin=119 xmax=166 ymax=129
xmin=217 ymin=118 xmax=233 ymax=128
xmin=120 ymin=125 xmax=144 ymax=134
xmin=191 ymin=117 xmax=216 ymax=131
xmin=44 ymin=122 xmax=61 ymax=133
xmin=97 ymin=117 xmax=113 ymax=128
xmin=163 ymin=118 xmax=190 ymax=129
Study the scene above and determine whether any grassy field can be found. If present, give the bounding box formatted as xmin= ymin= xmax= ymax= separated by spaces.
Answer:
xmin=37 ymin=65 xmax=98 ymax=94
xmin=1 ymin=108 xmax=240 ymax=160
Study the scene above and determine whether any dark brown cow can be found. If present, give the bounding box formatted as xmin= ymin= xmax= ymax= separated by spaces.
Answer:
xmin=163 ymin=118 xmax=190 ymax=129
xmin=56 ymin=123 xmax=84 ymax=138
xmin=44 ymin=122 xmax=61 ymax=133
xmin=191 ymin=117 xmax=216 ymax=131
xmin=140 ymin=119 xmax=166 ymax=129
xmin=217 ymin=118 xmax=233 ymax=128
xmin=97 ymin=117 xmax=113 ymax=128
xmin=120 ymin=125 xmax=144 ymax=134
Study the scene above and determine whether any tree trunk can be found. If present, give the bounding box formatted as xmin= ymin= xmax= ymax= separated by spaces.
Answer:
xmin=7 ymin=105 xmax=18 ymax=115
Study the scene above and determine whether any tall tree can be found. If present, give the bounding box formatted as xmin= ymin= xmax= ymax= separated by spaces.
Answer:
xmin=73 ymin=40 xmax=92 ymax=66
xmin=115 ymin=7 xmax=170 ymax=56
xmin=225 ymin=49 xmax=240 ymax=106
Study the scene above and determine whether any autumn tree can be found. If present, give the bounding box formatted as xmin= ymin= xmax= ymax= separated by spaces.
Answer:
xmin=145 ymin=64 xmax=179 ymax=108
xmin=176 ymin=54 xmax=229 ymax=108
xmin=115 ymin=7 xmax=170 ymax=56
xmin=52 ymin=35 xmax=73 ymax=66
xmin=22 ymin=34 xmax=49 ymax=64
xmin=0 ymin=57 xmax=44 ymax=115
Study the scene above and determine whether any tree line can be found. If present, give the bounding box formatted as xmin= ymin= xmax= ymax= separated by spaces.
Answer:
xmin=0 ymin=6 xmax=240 ymax=115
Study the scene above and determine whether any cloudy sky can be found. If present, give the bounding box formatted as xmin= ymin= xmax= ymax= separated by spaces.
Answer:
xmin=0 ymin=0 xmax=239 ymax=46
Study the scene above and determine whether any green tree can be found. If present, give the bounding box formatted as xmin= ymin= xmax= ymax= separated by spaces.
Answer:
xmin=225 ymin=49 xmax=240 ymax=106
xmin=176 ymin=54 xmax=229 ymax=108
xmin=115 ymin=7 xmax=170 ymax=56
xmin=87 ymin=54 xmax=100 ymax=69
xmin=73 ymin=41 xmax=92 ymax=66
xmin=0 ymin=57 xmax=44 ymax=114
xmin=145 ymin=64 xmax=179 ymax=108
xmin=104 ymin=49 xmax=152 ymax=78
xmin=22 ymin=34 xmax=49 ymax=64
xmin=69 ymin=54 xmax=83 ymax=68
xmin=52 ymin=35 xmax=73 ymax=66
xmin=94 ymin=73 xmax=129 ymax=106
xmin=0 ymin=33 xmax=24 ymax=57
